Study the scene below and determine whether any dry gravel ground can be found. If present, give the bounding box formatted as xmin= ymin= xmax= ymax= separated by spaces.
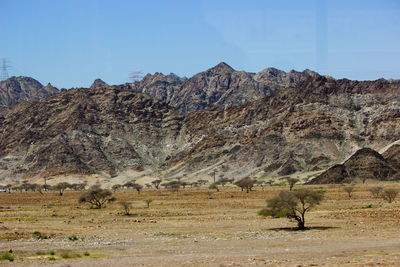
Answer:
xmin=1 ymin=184 xmax=400 ymax=266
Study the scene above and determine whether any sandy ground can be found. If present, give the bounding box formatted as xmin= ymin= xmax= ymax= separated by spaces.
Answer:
xmin=0 ymin=184 xmax=400 ymax=266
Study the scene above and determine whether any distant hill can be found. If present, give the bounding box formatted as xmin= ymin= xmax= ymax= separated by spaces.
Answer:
xmin=308 ymin=147 xmax=400 ymax=184
xmin=0 ymin=76 xmax=59 ymax=107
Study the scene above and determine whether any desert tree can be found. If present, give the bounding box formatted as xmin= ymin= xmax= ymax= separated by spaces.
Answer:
xmin=258 ymin=189 xmax=325 ymax=229
xmin=197 ymin=179 xmax=208 ymax=186
xmin=255 ymin=180 xmax=265 ymax=191
xmin=209 ymin=183 xmax=220 ymax=192
xmin=119 ymin=201 xmax=132 ymax=215
xmin=163 ymin=181 xmax=182 ymax=196
xmin=132 ymin=183 xmax=143 ymax=194
xmin=234 ymin=177 xmax=256 ymax=193
xmin=78 ymin=185 xmax=116 ymax=209
xmin=217 ymin=177 xmax=234 ymax=187
xmin=286 ymin=178 xmax=299 ymax=191
xmin=53 ymin=182 xmax=72 ymax=196
xmin=4 ymin=184 xmax=12 ymax=193
xmin=151 ymin=179 xmax=162 ymax=190
xmin=369 ymin=186 xmax=383 ymax=198
xmin=343 ymin=186 xmax=354 ymax=199
xmin=381 ymin=188 xmax=399 ymax=203
xmin=209 ymin=171 xmax=216 ymax=183
xmin=112 ymin=184 xmax=122 ymax=192
xmin=143 ymin=199 xmax=153 ymax=208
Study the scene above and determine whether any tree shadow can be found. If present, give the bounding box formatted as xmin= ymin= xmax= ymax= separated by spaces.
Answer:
xmin=268 ymin=226 xmax=338 ymax=232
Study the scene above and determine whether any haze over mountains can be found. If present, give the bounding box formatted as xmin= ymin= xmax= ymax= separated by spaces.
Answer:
xmin=0 ymin=63 xmax=399 ymax=185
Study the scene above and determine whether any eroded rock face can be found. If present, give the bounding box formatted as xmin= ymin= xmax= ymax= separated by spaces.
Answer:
xmin=0 ymin=76 xmax=59 ymax=107
xmin=0 ymin=65 xmax=399 ymax=183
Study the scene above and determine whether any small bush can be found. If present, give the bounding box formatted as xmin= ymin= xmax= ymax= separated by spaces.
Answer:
xmin=68 ymin=235 xmax=79 ymax=241
xmin=84 ymin=251 xmax=90 ymax=256
xmin=344 ymin=186 xmax=354 ymax=199
xmin=49 ymin=250 xmax=55 ymax=255
xmin=143 ymin=199 xmax=153 ymax=208
xmin=369 ymin=186 xmax=383 ymax=198
xmin=32 ymin=231 xmax=49 ymax=240
xmin=59 ymin=250 xmax=81 ymax=259
xmin=0 ymin=252 xmax=14 ymax=261
xmin=48 ymin=257 xmax=56 ymax=261
xmin=119 ymin=201 xmax=132 ymax=215
xmin=381 ymin=188 xmax=399 ymax=203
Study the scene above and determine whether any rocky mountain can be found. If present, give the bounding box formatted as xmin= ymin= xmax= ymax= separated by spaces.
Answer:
xmin=0 ymin=76 xmax=59 ymax=107
xmin=132 ymin=62 xmax=310 ymax=114
xmin=307 ymin=148 xmax=399 ymax=184
xmin=90 ymin=79 xmax=109 ymax=89
xmin=0 ymin=65 xmax=399 ymax=185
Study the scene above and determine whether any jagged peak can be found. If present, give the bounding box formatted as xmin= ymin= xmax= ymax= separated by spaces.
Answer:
xmin=207 ymin=62 xmax=235 ymax=73
xmin=90 ymin=78 xmax=109 ymax=89
xmin=257 ymin=67 xmax=286 ymax=77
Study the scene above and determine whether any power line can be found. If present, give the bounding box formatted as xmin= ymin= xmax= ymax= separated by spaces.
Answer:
xmin=1 ymin=58 xmax=11 ymax=81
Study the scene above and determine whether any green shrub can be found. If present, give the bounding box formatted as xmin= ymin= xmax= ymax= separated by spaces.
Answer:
xmin=48 ymin=257 xmax=56 ymax=261
xmin=0 ymin=252 xmax=14 ymax=261
xmin=68 ymin=235 xmax=79 ymax=241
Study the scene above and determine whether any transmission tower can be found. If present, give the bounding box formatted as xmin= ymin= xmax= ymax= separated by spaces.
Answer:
xmin=1 ymin=59 xmax=10 ymax=81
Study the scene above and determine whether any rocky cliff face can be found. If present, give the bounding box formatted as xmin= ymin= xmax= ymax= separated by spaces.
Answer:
xmin=0 ymin=77 xmax=59 ymax=107
xmin=0 ymin=65 xmax=399 ymax=184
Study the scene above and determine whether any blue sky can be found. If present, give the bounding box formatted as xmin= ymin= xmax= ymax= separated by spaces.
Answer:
xmin=1 ymin=0 xmax=399 ymax=88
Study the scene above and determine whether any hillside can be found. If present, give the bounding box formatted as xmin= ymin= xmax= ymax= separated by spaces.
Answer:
xmin=0 ymin=65 xmax=399 ymax=184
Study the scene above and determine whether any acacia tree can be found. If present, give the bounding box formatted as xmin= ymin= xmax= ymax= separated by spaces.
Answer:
xmin=234 ymin=177 xmax=256 ymax=193
xmin=286 ymin=178 xmax=299 ymax=191
xmin=53 ymin=182 xmax=71 ymax=196
xmin=259 ymin=189 xmax=324 ymax=229
xmin=78 ymin=185 xmax=116 ymax=209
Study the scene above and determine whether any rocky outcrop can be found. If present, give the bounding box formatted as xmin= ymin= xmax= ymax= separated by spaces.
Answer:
xmin=90 ymin=79 xmax=109 ymax=89
xmin=308 ymin=148 xmax=399 ymax=184
xmin=0 ymin=76 xmax=59 ymax=107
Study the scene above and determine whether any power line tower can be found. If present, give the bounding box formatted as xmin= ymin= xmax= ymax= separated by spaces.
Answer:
xmin=1 ymin=59 xmax=10 ymax=81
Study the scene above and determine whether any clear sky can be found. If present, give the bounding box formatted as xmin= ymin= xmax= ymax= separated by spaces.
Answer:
xmin=1 ymin=0 xmax=400 ymax=88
